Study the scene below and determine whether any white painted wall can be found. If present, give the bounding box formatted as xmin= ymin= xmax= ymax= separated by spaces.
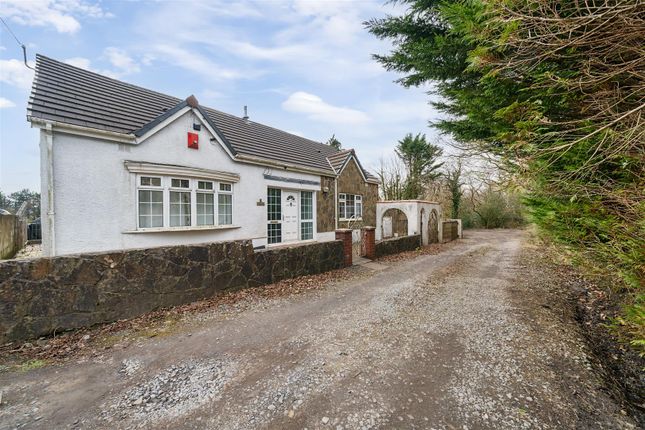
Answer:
xmin=375 ymin=200 xmax=444 ymax=242
xmin=41 ymin=110 xmax=325 ymax=256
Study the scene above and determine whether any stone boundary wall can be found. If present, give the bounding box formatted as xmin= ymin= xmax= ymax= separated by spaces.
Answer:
xmin=0 ymin=214 xmax=26 ymax=260
xmin=443 ymin=221 xmax=459 ymax=242
xmin=0 ymin=239 xmax=343 ymax=342
xmin=375 ymin=234 xmax=421 ymax=258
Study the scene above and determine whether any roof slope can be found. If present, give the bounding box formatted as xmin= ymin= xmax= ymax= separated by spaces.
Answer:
xmin=27 ymin=55 xmax=353 ymax=174
xmin=326 ymin=149 xmax=353 ymax=173
xmin=325 ymin=149 xmax=378 ymax=181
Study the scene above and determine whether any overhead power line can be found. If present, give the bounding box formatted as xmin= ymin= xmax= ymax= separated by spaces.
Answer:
xmin=0 ymin=16 xmax=35 ymax=70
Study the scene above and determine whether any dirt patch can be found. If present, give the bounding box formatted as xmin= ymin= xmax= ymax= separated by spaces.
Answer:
xmin=509 ymin=239 xmax=645 ymax=426
xmin=576 ymin=285 xmax=645 ymax=422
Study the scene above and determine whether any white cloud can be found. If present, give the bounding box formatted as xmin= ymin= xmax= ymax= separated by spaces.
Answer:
xmin=285 ymin=130 xmax=304 ymax=137
xmin=63 ymin=57 xmax=92 ymax=70
xmin=282 ymin=91 xmax=370 ymax=125
xmin=0 ymin=59 xmax=35 ymax=89
xmin=103 ymin=47 xmax=140 ymax=74
xmin=0 ymin=0 xmax=111 ymax=34
xmin=63 ymin=50 xmax=140 ymax=79
xmin=152 ymin=44 xmax=249 ymax=81
xmin=0 ymin=97 xmax=16 ymax=108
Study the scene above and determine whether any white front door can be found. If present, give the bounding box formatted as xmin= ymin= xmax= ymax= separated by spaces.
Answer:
xmin=282 ymin=191 xmax=299 ymax=242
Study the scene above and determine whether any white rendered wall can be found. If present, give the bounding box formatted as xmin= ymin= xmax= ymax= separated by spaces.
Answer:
xmin=43 ymin=110 xmax=323 ymax=256
xmin=375 ymin=201 xmax=443 ymax=242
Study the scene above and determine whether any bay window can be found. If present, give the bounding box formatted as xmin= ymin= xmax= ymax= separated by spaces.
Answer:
xmin=136 ymin=175 xmax=234 ymax=230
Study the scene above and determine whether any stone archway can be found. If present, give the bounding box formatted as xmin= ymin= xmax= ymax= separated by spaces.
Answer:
xmin=428 ymin=209 xmax=439 ymax=244
xmin=382 ymin=208 xmax=408 ymax=239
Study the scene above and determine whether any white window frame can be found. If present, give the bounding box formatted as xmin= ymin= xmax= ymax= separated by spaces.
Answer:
xmin=169 ymin=177 xmax=192 ymax=227
xmin=217 ymin=182 xmax=234 ymax=226
xmin=196 ymin=180 xmax=216 ymax=226
xmin=300 ymin=190 xmax=314 ymax=241
xmin=266 ymin=187 xmax=282 ymax=244
xmin=137 ymin=175 xmax=164 ymax=228
xmin=135 ymin=175 xmax=235 ymax=231
xmin=266 ymin=187 xmax=317 ymax=246
xmin=338 ymin=193 xmax=363 ymax=221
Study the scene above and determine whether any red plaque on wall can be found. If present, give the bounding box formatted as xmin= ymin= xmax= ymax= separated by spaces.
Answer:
xmin=187 ymin=132 xmax=199 ymax=149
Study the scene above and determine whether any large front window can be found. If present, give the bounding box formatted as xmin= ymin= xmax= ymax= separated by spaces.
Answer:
xmin=136 ymin=176 xmax=234 ymax=229
xmin=339 ymin=193 xmax=362 ymax=220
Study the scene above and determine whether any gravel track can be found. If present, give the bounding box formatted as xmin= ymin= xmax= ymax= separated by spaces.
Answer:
xmin=0 ymin=229 xmax=637 ymax=429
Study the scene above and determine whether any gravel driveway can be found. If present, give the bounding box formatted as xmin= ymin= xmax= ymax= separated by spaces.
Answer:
xmin=0 ymin=229 xmax=637 ymax=429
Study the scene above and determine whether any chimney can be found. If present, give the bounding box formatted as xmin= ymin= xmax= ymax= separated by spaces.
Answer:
xmin=242 ymin=105 xmax=249 ymax=123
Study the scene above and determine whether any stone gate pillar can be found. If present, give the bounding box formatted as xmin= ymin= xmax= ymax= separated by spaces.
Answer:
xmin=335 ymin=229 xmax=353 ymax=267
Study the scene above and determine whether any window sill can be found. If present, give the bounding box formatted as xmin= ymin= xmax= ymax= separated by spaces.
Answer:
xmin=123 ymin=225 xmax=241 ymax=234
xmin=339 ymin=218 xmax=363 ymax=222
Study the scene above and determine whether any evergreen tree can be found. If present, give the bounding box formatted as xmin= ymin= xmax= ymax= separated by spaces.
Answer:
xmin=326 ymin=134 xmax=342 ymax=150
xmin=368 ymin=0 xmax=644 ymax=347
xmin=395 ymin=133 xmax=443 ymax=199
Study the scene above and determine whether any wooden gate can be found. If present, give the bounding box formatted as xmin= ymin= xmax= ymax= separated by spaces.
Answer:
xmin=428 ymin=210 xmax=439 ymax=244
xmin=352 ymin=229 xmax=363 ymax=258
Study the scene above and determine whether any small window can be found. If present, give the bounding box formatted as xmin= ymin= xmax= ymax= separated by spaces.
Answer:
xmin=345 ymin=194 xmax=355 ymax=219
xmin=198 ymin=181 xmax=213 ymax=190
xmin=140 ymin=176 xmax=161 ymax=187
xmin=218 ymin=194 xmax=232 ymax=225
xmin=170 ymin=190 xmax=191 ymax=226
xmin=171 ymin=178 xmax=190 ymax=188
xmin=219 ymin=183 xmax=232 ymax=192
xmin=338 ymin=193 xmax=361 ymax=219
xmin=196 ymin=192 xmax=214 ymax=225
xmin=138 ymin=190 xmax=163 ymax=228
xmin=268 ymin=223 xmax=282 ymax=244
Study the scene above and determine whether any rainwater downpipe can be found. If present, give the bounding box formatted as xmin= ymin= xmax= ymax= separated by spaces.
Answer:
xmin=334 ymin=177 xmax=338 ymax=230
xmin=45 ymin=123 xmax=55 ymax=255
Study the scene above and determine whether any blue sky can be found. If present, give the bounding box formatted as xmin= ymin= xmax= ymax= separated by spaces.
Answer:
xmin=0 ymin=0 xmax=442 ymax=194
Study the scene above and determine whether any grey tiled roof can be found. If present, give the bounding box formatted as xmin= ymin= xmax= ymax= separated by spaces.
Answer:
xmin=326 ymin=149 xmax=353 ymax=173
xmin=326 ymin=149 xmax=378 ymax=181
xmin=29 ymin=55 xmax=374 ymax=176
